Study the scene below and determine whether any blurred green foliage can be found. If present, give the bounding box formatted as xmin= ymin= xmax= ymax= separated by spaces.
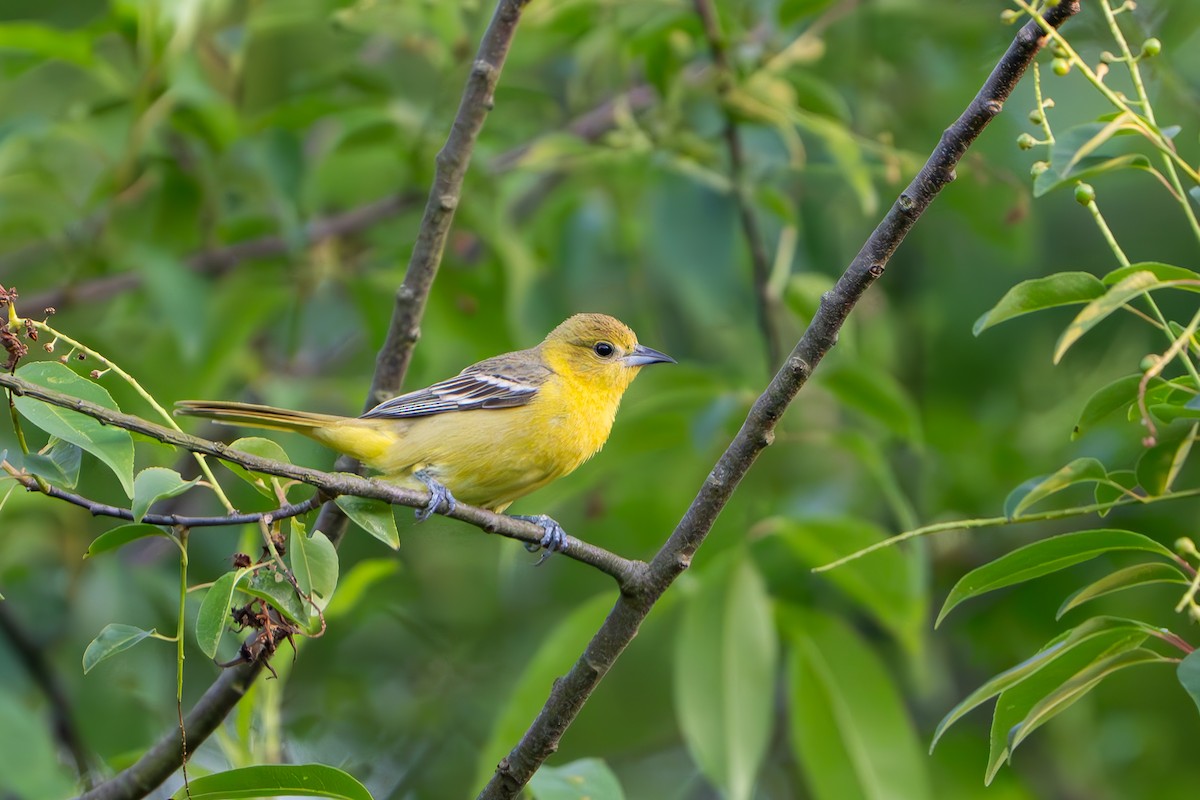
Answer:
xmin=2 ymin=1 xmax=1200 ymax=799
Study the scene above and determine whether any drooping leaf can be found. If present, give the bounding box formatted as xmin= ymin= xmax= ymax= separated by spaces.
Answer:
xmin=985 ymin=620 xmax=1151 ymax=783
xmin=13 ymin=361 xmax=135 ymax=496
xmin=1073 ymin=374 xmax=1160 ymax=440
xmin=785 ymin=607 xmax=931 ymax=800
xmin=169 ymin=763 xmax=372 ymax=800
xmin=972 ymin=272 xmax=1104 ymax=335
xmin=1054 ymin=271 xmax=1161 ymax=363
xmin=528 ymin=758 xmax=626 ymax=800
xmin=1102 ymin=261 xmax=1200 ymax=286
xmin=1056 ymin=562 xmax=1189 ymax=619
xmin=291 ymin=525 xmax=338 ymax=611
xmin=197 ymin=570 xmax=244 ymax=659
xmin=674 ymin=553 xmax=778 ymax=800
xmin=131 ymin=467 xmax=200 ymax=522
xmin=243 ymin=567 xmax=311 ymax=633
xmin=85 ymin=523 xmax=172 ymax=558
xmin=1178 ymin=649 xmax=1200 ymax=716
xmin=335 ymin=495 xmax=400 ymax=549
xmin=936 ymin=530 xmax=1176 ymax=626
xmin=1007 ymin=458 xmax=1108 ymax=517
xmin=83 ymin=624 xmax=157 ymax=674
xmin=1033 ymin=153 xmax=1155 ymax=197
xmin=323 ymin=559 xmax=398 ymax=623
xmin=1008 ymin=648 xmax=1171 ymax=755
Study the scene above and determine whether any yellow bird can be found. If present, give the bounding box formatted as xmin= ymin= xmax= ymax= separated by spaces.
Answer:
xmin=176 ymin=313 xmax=674 ymax=554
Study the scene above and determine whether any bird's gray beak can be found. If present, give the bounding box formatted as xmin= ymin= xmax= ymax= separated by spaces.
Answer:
xmin=624 ymin=344 xmax=676 ymax=367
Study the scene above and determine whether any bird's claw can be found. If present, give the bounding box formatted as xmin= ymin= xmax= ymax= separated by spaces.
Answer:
xmin=514 ymin=514 xmax=568 ymax=566
xmin=413 ymin=470 xmax=457 ymax=522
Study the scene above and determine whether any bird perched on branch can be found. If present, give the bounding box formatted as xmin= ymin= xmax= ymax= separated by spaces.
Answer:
xmin=176 ymin=313 xmax=674 ymax=556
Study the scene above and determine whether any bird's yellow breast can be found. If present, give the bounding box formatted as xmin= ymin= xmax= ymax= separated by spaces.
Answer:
xmin=317 ymin=366 xmax=625 ymax=512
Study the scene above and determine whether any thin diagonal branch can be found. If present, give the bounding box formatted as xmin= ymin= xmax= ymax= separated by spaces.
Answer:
xmin=2 ymin=468 xmax=322 ymax=527
xmin=0 ymin=372 xmax=639 ymax=586
xmin=693 ymin=0 xmax=781 ymax=368
xmin=478 ymin=3 xmax=1081 ymax=797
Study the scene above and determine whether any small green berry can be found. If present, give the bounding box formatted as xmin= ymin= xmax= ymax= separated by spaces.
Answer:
xmin=1052 ymin=43 xmax=1069 ymax=59
xmin=1141 ymin=38 xmax=1161 ymax=58
xmin=1030 ymin=161 xmax=1050 ymax=177
xmin=1028 ymin=109 xmax=1044 ymax=125
xmin=1074 ymin=182 xmax=1096 ymax=205
xmin=1016 ymin=133 xmax=1037 ymax=151
xmin=1052 ymin=57 xmax=1071 ymax=76
xmin=1140 ymin=354 xmax=1161 ymax=372
xmin=1000 ymin=8 xmax=1021 ymax=23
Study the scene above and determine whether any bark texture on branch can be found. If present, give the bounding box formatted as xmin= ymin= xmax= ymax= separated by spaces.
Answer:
xmin=478 ymin=3 xmax=1081 ymax=797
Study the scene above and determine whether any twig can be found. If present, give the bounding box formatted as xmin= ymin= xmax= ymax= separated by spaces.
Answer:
xmin=477 ymin=3 xmax=1081 ymax=796
xmin=0 ymin=372 xmax=640 ymax=586
xmin=0 ymin=602 xmax=95 ymax=788
xmin=693 ymin=0 xmax=781 ymax=368
xmin=4 ymin=469 xmax=322 ymax=527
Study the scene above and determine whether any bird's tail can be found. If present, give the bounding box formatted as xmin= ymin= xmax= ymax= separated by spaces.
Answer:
xmin=175 ymin=400 xmax=346 ymax=435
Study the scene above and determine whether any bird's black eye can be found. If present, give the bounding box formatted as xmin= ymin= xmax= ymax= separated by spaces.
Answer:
xmin=593 ymin=341 xmax=615 ymax=358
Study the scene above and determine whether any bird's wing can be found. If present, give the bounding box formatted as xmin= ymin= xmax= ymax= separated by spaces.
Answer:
xmin=360 ymin=351 xmax=552 ymax=420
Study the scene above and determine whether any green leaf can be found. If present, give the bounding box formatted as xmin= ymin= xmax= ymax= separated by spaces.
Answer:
xmin=1053 ymin=270 xmax=1160 ymax=363
xmin=1136 ymin=422 xmax=1197 ymax=496
xmin=474 ymin=593 xmax=614 ymax=790
xmin=674 ymin=553 xmax=778 ymax=800
xmin=1057 ymin=562 xmax=1189 ymax=619
xmin=1033 ymin=153 xmax=1154 ymax=197
xmin=83 ymin=624 xmax=157 ymax=674
xmin=197 ymin=570 xmax=244 ymax=659
xmin=1073 ymin=374 xmax=1161 ymax=440
xmin=291 ymin=525 xmax=338 ymax=611
xmin=785 ymin=608 xmax=931 ymax=800
xmin=85 ymin=523 xmax=172 ymax=558
xmin=1102 ymin=261 xmax=1200 ymax=286
xmin=13 ymin=361 xmax=135 ymax=497
xmin=335 ymin=495 xmax=400 ymax=549
xmin=1178 ymin=649 xmax=1200 ymax=716
xmin=1007 ymin=457 xmax=1108 ymax=517
xmin=528 ymin=758 xmax=625 ymax=800
xmin=932 ymin=616 xmax=1138 ymax=750
xmin=770 ymin=517 xmax=925 ymax=657
xmin=131 ymin=467 xmax=200 ymax=522
xmin=225 ymin=437 xmax=293 ymax=497
xmin=985 ymin=619 xmax=1150 ymax=783
xmin=818 ymin=361 xmax=923 ymax=444
xmin=23 ymin=437 xmax=81 ymax=488
xmin=1008 ymin=648 xmax=1171 ymax=755
xmin=170 ymin=764 xmax=372 ymax=800
xmin=973 ymin=272 xmax=1105 ymax=335
xmin=936 ymin=530 xmax=1176 ymax=627
xmin=243 ymin=567 xmax=311 ymax=632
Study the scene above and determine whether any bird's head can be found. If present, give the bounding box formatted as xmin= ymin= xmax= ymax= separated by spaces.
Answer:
xmin=541 ymin=313 xmax=675 ymax=395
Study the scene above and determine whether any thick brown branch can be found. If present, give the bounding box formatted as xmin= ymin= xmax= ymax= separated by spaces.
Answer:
xmin=477 ymin=3 xmax=1081 ymax=797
